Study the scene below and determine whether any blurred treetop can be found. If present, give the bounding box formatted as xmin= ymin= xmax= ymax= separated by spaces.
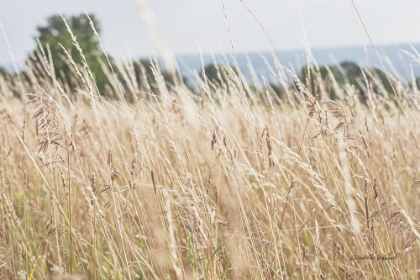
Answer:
xmin=29 ymin=13 xmax=109 ymax=92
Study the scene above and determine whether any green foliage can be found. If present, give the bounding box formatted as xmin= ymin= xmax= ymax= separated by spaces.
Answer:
xmin=29 ymin=13 xmax=109 ymax=93
xmin=0 ymin=66 xmax=9 ymax=76
xmin=267 ymin=83 xmax=285 ymax=99
xmin=300 ymin=61 xmax=395 ymax=102
xmin=0 ymin=66 xmax=20 ymax=97
xmin=203 ymin=63 xmax=234 ymax=85
xmin=131 ymin=59 xmax=189 ymax=93
xmin=203 ymin=63 xmax=221 ymax=84
xmin=416 ymin=77 xmax=420 ymax=89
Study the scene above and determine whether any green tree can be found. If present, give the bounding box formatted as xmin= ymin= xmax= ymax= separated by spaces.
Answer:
xmin=267 ymin=83 xmax=285 ymax=99
xmin=202 ymin=63 xmax=235 ymax=85
xmin=130 ymin=59 xmax=189 ymax=93
xmin=0 ymin=66 xmax=9 ymax=77
xmin=339 ymin=61 xmax=394 ymax=101
xmin=29 ymin=13 xmax=109 ymax=92
xmin=299 ymin=64 xmax=343 ymax=100
xmin=299 ymin=61 xmax=394 ymax=103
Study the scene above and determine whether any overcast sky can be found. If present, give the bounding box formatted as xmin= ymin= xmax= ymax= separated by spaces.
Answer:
xmin=1 ymin=0 xmax=420 ymax=67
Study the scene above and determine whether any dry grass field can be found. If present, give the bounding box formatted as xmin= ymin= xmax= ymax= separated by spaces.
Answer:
xmin=1 ymin=17 xmax=420 ymax=279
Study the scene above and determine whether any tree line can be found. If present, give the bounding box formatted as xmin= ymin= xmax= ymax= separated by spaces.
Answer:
xmin=0 ymin=13 xmax=419 ymax=103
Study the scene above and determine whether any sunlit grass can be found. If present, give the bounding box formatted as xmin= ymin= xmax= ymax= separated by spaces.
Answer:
xmin=0 ymin=22 xmax=420 ymax=279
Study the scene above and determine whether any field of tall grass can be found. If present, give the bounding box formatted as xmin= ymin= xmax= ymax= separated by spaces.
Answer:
xmin=1 ymin=10 xmax=420 ymax=280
